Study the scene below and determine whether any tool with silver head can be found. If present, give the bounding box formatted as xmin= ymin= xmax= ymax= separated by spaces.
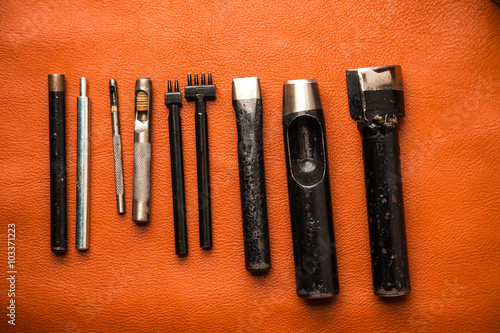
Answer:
xmin=132 ymin=78 xmax=152 ymax=223
xmin=346 ymin=65 xmax=410 ymax=296
xmin=282 ymin=79 xmax=339 ymax=298
xmin=232 ymin=77 xmax=271 ymax=271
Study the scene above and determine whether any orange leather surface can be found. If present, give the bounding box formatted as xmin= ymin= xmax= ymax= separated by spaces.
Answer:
xmin=0 ymin=0 xmax=499 ymax=331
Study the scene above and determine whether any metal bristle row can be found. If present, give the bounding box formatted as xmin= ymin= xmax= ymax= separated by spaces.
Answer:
xmin=168 ymin=80 xmax=180 ymax=92
xmin=187 ymin=73 xmax=213 ymax=86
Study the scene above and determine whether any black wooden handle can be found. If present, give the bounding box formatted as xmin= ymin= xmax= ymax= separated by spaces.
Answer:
xmin=361 ymin=123 xmax=410 ymax=296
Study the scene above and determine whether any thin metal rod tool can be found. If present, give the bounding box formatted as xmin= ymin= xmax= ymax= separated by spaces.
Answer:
xmin=76 ymin=77 xmax=90 ymax=250
xmin=185 ymin=73 xmax=215 ymax=248
xmin=132 ymin=78 xmax=152 ymax=223
xmin=49 ymin=74 xmax=67 ymax=252
xmin=109 ymin=79 xmax=125 ymax=214
xmin=165 ymin=80 xmax=187 ymax=255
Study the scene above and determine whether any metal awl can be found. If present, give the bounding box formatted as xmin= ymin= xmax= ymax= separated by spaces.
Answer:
xmin=109 ymin=79 xmax=125 ymax=214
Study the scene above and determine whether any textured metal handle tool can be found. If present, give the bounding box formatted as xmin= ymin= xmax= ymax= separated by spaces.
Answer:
xmin=346 ymin=65 xmax=410 ymax=297
xmin=110 ymin=79 xmax=125 ymax=214
xmin=132 ymin=78 xmax=152 ymax=223
xmin=48 ymin=74 xmax=67 ymax=252
xmin=185 ymin=73 xmax=215 ymax=248
xmin=133 ymin=141 xmax=151 ymax=219
xmin=76 ymin=77 xmax=90 ymax=250
xmin=165 ymin=80 xmax=188 ymax=255
xmin=232 ymin=77 xmax=271 ymax=272
xmin=282 ymin=79 xmax=339 ymax=299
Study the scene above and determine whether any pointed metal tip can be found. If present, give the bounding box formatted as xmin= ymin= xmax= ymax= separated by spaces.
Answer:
xmin=188 ymin=73 xmax=192 ymax=86
xmin=168 ymin=80 xmax=172 ymax=92
xmin=201 ymin=73 xmax=206 ymax=85
xmin=208 ymin=72 xmax=212 ymax=85
xmin=80 ymin=77 xmax=87 ymax=96
xmin=194 ymin=73 xmax=199 ymax=85
xmin=175 ymin=80 xmax=179 ymax=92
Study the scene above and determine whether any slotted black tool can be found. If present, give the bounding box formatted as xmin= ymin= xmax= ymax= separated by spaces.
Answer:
xmin=185 ymin=73 xmax=215 ymax=248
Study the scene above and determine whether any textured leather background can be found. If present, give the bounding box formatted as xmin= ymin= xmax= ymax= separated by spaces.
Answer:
xmin=0 ymin=0 xmax=499 ymax=332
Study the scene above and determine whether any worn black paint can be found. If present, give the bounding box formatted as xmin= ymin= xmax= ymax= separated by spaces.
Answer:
xmin=360 ymin=121 xmax=410 ymax=295
xmin=234 ymin=98 xmax=271 ymax=271
xmin=283 ymin=110 xmax=339 ymax=298
xmin=49 ymin=90 xmax=67 ymax=252
xmin=347 ymin=68 xmax=410 ymax=296
xmin=195 ymin=95 xmax=212 ymax=248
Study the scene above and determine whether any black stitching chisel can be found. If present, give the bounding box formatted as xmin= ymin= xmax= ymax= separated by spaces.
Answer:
xmin=185 ymin=73 xmax=215 ymax=249
xmin=165 ymin=80 xmax=188 ymax=255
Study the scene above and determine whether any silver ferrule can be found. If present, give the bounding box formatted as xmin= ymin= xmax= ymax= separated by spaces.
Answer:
xmin=232 ymin=77 xmax=261 ymax=100
xmin=283 ymin=79 xmax=322 ymax=115
xmin=110 ymin=78 xmax=125 ymax=215
xmin=353 ymin=65 xmax=403 ymax=92
xmin=133 ymin=78 xmax=152 ymax=222
xmin=76 ymin=77 xmax=90 ymax=250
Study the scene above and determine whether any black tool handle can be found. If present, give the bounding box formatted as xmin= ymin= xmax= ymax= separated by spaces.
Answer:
xmin=234 ymin=98 xmax=271 ymax=271
xmin=168 ymin=104 xmax=188 ymax=255
xmin=195 ymin=95 xmax=212 ymax=248
xmin=360 ymin=122 xmax=410 ymax=295
xmin=283 ymin=110 xmax=339 ymax=298
xmin=49 ymin=90 xmax=67 ymax=252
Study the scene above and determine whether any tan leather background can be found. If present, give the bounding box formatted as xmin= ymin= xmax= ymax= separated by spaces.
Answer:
xmin=0 ymin=0 xmax=499 ymax=332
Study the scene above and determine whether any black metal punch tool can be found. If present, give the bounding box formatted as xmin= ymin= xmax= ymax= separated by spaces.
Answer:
xmin=185 ymin=73 xmax=215 ymax=248
xmin=346 ymin=65 xmax=410 ymax=296
xmin=232 ymin=77 xmax=271 ymax=271
xmin=48 ymin=74 xmax=67 ymax=252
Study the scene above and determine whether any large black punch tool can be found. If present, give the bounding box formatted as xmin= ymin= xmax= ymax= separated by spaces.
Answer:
xmin=346 ymin=65 xmax=410 ymax=296
xmin=282 ymin=79 xmax=339 ymax=298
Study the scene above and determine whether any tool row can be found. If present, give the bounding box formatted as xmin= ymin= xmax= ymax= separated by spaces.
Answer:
xmin=48 ymin=65 xmax=410 ymax=298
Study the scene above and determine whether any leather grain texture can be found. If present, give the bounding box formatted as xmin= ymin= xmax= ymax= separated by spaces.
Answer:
xmin=0 ymin=0 xmax=499 ymax=331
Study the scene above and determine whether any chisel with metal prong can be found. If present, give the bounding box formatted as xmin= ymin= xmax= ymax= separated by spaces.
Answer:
xmin=165 ymin=80 xmax=188 ymax=255
xmin=185 ymin=72 xmax=215 ymax=248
